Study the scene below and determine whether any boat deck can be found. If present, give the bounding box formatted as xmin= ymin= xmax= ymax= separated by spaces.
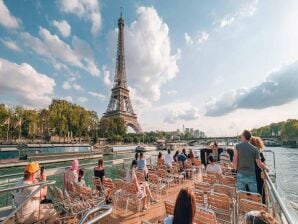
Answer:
xmin=108 ymin=179 xmax=194 ymax=224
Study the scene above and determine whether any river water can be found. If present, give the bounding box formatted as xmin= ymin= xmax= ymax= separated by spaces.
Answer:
xmin=0 ymin=146 xmax=297 ymax=209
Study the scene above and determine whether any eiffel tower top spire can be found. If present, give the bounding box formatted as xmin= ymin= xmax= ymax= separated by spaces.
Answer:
xmin=113 ymin=9 xmax=127 ymax=89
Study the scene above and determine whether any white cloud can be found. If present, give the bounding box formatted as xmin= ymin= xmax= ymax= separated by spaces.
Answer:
xmin=0 ymin=39 xmax=21 ymax=52
xmin=109 ymin=6 xmax=180 ymax=111
xmin=220 ymin=16 xmax=235 ymax=28
xmin=184 ymin=31 xmax=209 ymax=46
xmin=0 ymin=58 xmax=55 ymax=107
xmin=184 ymin=33 xmax=194 ymax=46
xmin=0 ymin=0 xmax=21 ymax=29
xmin=164 ymin=102 xmax=199 ymax=124
xmin=59 ymin=0 xmax=101 ymax=36
xmin=205 ymin=60 xmax=298 ymax=116
xmin=53 ymin=20 xmax=71 ymax=37
xmin=61 ymin=96 xmax=73 ymax=102
xmin=21 ymin=27 xmax=100 ymax=76
xmin=62 ymin=77 xmax=82 ymax=91
xmin=218 ymin=0 xmax=258 ymax=28
xmin=77 ymin=97 xmax=87 ymax=103
xmin=88 ymin=91 xmax=106 ymax=100
xmin=102 ymin=66 xmax=112 ymax=89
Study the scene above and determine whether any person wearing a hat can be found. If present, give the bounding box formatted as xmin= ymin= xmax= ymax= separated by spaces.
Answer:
xmin=14 ymin=162 xmax=57 ymax=223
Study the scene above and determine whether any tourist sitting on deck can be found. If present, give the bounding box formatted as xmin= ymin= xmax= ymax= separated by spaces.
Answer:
xmin=64 ymin=159 xmax=79 ymax=191
xmin=14 ymin=162 xmax=57 ymax=224
xmin=250 ymin=136 xmax=268 ymax=203
xmin=77 ymin=169 xmax=86 ymax=187
xmin=94 ymin=159 xmax=112 ymax=204
xmin=135 ymin=152 xmax=139 ymax=165
xmin=206 ymin=155 xmax=222 ymax=175
xmin=243 ymin=210 xmax=278 ymax=224
xmin=137 ymin=152 xmax=148 ymax=175
xmin=126 ymin=160 xmax=157 ymax=210
xmin=188 ymin=148 xmax=195 ymax=165
xmin=233 ymin=130 xmax=268 ymax=193
xmin=164 ymin=149 xmax=173 ymax=167
xmin=163 ymin=188 xmax=196 ymax=224
xmin=220 ymin=147 xmax=231 ymax=164
xmin=210 ymin=141 xmax=219 ymax=161
xmin=157 ymin=152 xmax=165 ymax=165
xmin=173 ymin=150 xmax=179 ymax=162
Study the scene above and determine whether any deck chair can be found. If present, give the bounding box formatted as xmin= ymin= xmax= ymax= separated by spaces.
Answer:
xmin=194 ymin=190 xmax=205 ymax=207
xmin=194 ymin=181 xmax=210 ymax=194
xmin=194 ymin=207 xmax=217 ymax=224
xmin=219 ymin=175 xmax=236 ymax=187
xmin=208 ymin=191 xmax=233 ymax=223
xmin=164 ymin=200 xmax=175 ymax=216
xmin=148 ymin=173 xmax=167 ymax=200
xmin=158 ymin=169 xmax=174 ymax=192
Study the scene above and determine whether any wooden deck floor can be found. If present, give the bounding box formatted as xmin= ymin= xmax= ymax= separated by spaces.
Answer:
xmin=107 ymin=178 xmax=197 ymax=224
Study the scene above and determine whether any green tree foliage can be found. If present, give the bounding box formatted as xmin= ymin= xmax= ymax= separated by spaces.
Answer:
xmin=251 ymin=119 xmax=298 ymax=139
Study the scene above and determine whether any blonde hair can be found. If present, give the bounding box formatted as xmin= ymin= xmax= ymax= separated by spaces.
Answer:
xmin=250 ymin=136 xmax=265 ymax=151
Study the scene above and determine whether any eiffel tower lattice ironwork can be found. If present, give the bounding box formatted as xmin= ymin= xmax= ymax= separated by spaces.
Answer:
xmin=103 ymin=13 xmax=142 ymax=133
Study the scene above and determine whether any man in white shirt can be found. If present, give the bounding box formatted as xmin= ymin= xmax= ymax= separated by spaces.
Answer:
xmin=14 ymin=162 xmax=57 ymax=223
xmin=164 ymin=149 xmax=173 ymax=167
xmin=206 ymin=155 xmax=222 ymax=175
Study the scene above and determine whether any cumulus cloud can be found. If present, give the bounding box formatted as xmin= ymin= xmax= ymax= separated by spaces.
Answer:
xmin=205 ymin=60 xmax=298 ymax=116
xmin=0 ymin=0 xmax=21 ymax=29
xmin=167 ymin=90 xmax=177 ymax=95
xmin=21 ymin=27 xmax=100 ymax=76
xmin=164 ymin=102 xmax=199 ymax=124
xmin=102 ymin=66 xmax=112 ymax=89
xmin=0 ymin=39 xmax=21 ymax=52
xmin=53 ymin=20 xmax=71 ymax=37
xmin=109 ymin=6 xmax=180 ymax=110
xmin=0 ymin=58 xmax=55 ymax=107
xmin=88 ymin=91 xmax=106 ymax=100
xmin=59 ymin=0 xmax=101 ymax=36
xmin=184 ymin=31 xmax=209 ymax=46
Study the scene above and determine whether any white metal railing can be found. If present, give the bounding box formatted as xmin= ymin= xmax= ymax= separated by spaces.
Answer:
xmin=79 ymin=205 xmax=112 ymax=224
xmin=1 ymin=180 xmax=56 ymax=223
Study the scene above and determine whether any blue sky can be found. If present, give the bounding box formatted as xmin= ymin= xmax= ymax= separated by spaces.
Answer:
xmin=1 ymin=0 xmax=298 ymax=136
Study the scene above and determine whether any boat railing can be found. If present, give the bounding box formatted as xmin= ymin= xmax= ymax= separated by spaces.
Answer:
xmin=0 ymin=180 xmax=56 ymax=223
xmin=79 ymin=205 xmax=112 ymax=224
xmin=264 ymin=171 xmax=297 ymax=224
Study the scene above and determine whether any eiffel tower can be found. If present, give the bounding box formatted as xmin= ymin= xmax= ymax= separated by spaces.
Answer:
xmin=103 ymin=13 xmax=142 ymax=133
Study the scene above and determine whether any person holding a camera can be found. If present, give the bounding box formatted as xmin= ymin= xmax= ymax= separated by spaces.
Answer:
xmin=14 ymin=162 xmax=57 ymax=223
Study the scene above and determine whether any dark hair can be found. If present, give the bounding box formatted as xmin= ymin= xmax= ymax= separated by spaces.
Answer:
xmin=173 ymin=150 xmax=179 ymax=159
xmin=242 ymin=130 xmax=252 ymax=141
xmin=158 ymin=152 xmax=162 ymax=159
xmin=98 ymin=159 xmax=103 ymax=166
xmin=131 ymin=160 xmax=138 ymax=169
xmin=140 ymin=152 xmax=144 ymax=158
xmin=167 ymin=149 xmax=171 ymax=154
xmin=173 ymin=188 xmax=196 ymax=224
xmin=208 ymin=155 xmax=214 ymax=163
xmin=24 ymin=171 xmax=31 ymax=179
xmin=182 ymin=148 xmax=186 ymax=154
xmin=78 ymin=169 xmax=84 ymax=182
xmin=213 ymin=141 xmax=218 ymax=147
xmin=135 ymin=152 xmax=139 ymax=160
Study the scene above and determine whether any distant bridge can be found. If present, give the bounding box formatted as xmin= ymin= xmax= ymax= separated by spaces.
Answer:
xmin=187 ymin=136 xmax=281 ymax=146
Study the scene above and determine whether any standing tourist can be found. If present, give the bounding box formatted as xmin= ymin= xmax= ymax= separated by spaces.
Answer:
xmin=211 ymin=141 xmax=219 ymax=161
xmin=250 ymin=136 xmax=268 ymax=203
xmin=233 ymin=130 xmax=267 ymax=193
xmin=163 ymin=188 xmax=196 ymax=224
xmin=164 ymin=149 xmax=173 ymax=167
xmin=188 ymin=148 xmax=195 ymax=165
xmin=14 ymin=162 xmax=57 ymax=223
